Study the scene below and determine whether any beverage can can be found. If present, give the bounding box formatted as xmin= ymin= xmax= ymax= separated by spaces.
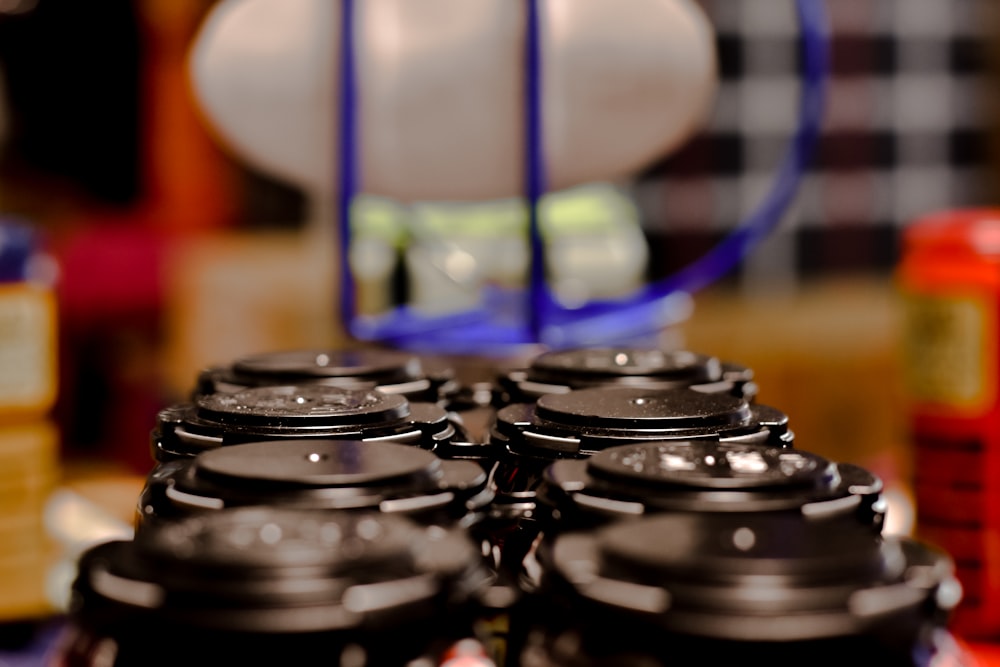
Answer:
xmin=896 ymin=207 xmax=1000 ymax=639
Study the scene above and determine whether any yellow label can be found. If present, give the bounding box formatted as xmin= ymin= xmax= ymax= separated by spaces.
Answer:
xmin=0 ymin=283 xmax=57 ymax=416
xmin=901 ymin=290 xmax=995 ymax=412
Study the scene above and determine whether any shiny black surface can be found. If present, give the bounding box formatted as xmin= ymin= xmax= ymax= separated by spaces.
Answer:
xmin=63 ymin=508 xmax=497 ymax=666
xmin=495 ymin=347 xmax=756 ymax=405
xmin=150 ymin=384 xmax=473 ymax=462
xmin=195 ymin=347 xmax=458 ymax=405
xmin=536 ymin=440 xmax=884 ymax=522
xmin=490 ymin=386 xmax=792 ymax=483
xmin=535 ymin=513 xmax=958 ymax=640
xmin=137 ymin=439 xmax=493 ymax=529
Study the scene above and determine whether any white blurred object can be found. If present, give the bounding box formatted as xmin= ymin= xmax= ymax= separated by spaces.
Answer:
xmin=43 ymin=488 xmax=134 ymax=552
xmin=43 ymin=488 xmax=134 ymax=611
xmin=188 ymin=0 xmax=718 ymax=202
xmin=881 ymin=484 xmax=916 ymax=538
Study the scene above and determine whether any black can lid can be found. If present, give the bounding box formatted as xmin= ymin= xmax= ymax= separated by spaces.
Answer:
xmin=586 ymin=441 xmax=823 ymax=490
xmin=76 ymin=508 xmax=487 ymax=633
xmin=539 ymin=441 xmax=883 ymax=518
xmin=547 ymin=513 xmax=958 ymax=641
xmin=535 ymin=386 xmax=751 ymax=431
xmin=153 ymin=440 xmax=490 ymax=518
xmin=597 ymin=512 xmax=880 ymax=580
xmin=529 ymin=348 xmax=722 ymax=384
xmin=194 ymin=385 xmax=410 ymax=427
xmin=230 ymin=348 xmax=426 ymax=384
xmin=192 ymin=439 xmax=443 ymax=488
xmin=143 ymin=506 xmax=411 ymax=569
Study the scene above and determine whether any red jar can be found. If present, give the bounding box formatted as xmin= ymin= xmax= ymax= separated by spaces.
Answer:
xmin=896 ymin=208 xmax=1000 ymax=640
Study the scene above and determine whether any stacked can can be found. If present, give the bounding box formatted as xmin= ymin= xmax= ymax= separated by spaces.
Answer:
xmin=56 ymin=507 xmax=499 ymax=667
xmin=51 ymin=341 xmax=974 ymax=666
xmin=142 ymin=351 xmax=501 ymax=557
xmin=896 ymin=208 xmax=1000 ymax=639
xmin=505 ymin=439 xmax=963 ymax=666
xmin=50 ymin=346 xmax=513 ymax=666
xmin=485 ymin=381 xmax=793 ymax=590
xmin=479 ymin=345 xmax=969 ymax=664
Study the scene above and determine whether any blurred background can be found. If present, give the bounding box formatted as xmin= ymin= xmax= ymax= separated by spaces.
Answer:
xmin=0 ymin=0 xmax=999 ymax=652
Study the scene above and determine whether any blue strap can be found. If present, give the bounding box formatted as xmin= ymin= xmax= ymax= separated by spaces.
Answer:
xmin=337 ymin=0 xmax=358 ymax=330
xmin=525 ymin=0 xmax=548 ymax=343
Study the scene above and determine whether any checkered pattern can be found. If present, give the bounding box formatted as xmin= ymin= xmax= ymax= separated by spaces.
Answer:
xmin=633 ymin=0 xmax=998 ymax=284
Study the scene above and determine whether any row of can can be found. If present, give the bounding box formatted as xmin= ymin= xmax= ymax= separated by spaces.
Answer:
xmin=51 ymin=345 xmax=967 ymax=666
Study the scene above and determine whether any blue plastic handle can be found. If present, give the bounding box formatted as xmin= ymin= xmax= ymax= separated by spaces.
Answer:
xmin=338 ymin=0 xmax=830 ymax=354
